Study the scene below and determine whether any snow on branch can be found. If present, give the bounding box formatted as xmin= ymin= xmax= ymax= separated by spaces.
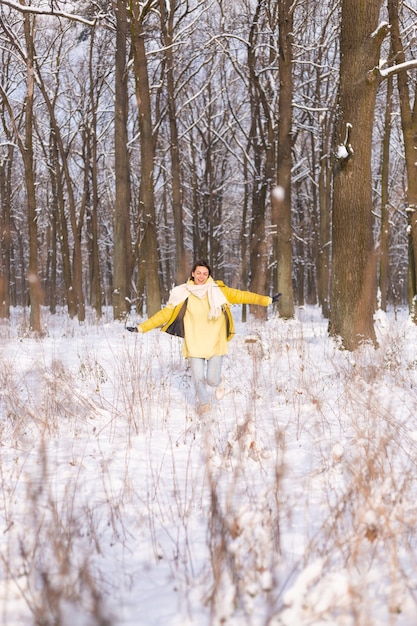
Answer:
xmin=371 ymin=21 xmax=390 ymax=40
xmin=379 ymin=58 xmax=417 ymax=78
xmin=370 ymin=20 xmax=417 ymax=80
xmin=335 ymin=123 xmax=353 ymax=163
xmin=0 ymin=0 xmax=98 ymax=27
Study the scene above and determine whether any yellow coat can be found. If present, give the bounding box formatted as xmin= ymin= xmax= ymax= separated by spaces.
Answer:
xmin=138 ymin=280 xmax=271 ymax=359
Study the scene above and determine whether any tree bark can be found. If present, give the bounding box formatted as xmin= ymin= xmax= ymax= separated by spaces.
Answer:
xmin=130 ymin=0 xmax=162 ymax=316
xmin=247 ymin=0 xmax=276 ymax=316
xmin=0 ymin=139 xmax=13 ymax=319
xmin=159 ymin=0 xmax=186 ymax=284
xmin=329 ymin=0 xmax=388 ymax=349
xmin=274 ymin=0 xmax=294 ymax=318
xmin=113 ymin=0 xmax=132 ymax=320
xmin=49 ymin=129 xmax=75 ymax=317
xmin=23 ymin=13 xmax=41 ymax=332
xmin=379 ymin=74 xmax=394 ymax=311
xmin=318 ymin=153 xmax=331 ymax=318
xmin=387 ymin=0 xmax=417 ymax=321
xmin=88 ymin=24 xmax=102 ymax=318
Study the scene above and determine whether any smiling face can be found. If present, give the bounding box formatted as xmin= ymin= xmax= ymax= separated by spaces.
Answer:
xmin=191 ymin=265 xmax=210 ymax=285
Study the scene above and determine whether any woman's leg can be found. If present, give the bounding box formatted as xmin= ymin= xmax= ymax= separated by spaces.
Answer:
xmin=206 ymin=355 xmax=223 ymax=388
xmin=189 ymin=357 xmax=209 ymax=405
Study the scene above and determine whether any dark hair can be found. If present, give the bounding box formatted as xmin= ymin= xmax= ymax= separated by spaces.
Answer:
xmin=190 ymin=259 xmax=211 ymax=280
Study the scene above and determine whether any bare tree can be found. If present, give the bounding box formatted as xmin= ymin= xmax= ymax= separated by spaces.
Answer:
xmin=113 ymin=0 xmax=132 ymax=320
xmin=0 ymin=137 xmax=13 ymax=319
xmin=0 ymin=0 xmax=416 ymax=325
xmin=159 ymin=0 xmax=186 ymax=284
xmin=130 ymin=0 xmax=162 ymax=316
xmin=274 ymin=0 xmax=296 ymax=318
xmin=379 ymin=72 xmax=394 ymax=312
xmin=85 ymin=23 xmax=104 ymax=318
xmin=387 ymin=0 xmax=417 ymax=321
xmin=246 ymin=0 xmax=276 ymax=315
xmin=35 ymin=49 xmax=86 ymax=321
xmin=329 ymin=0 xmax=389 ymax=349
xmin=0 ymin=45 xmax=15 ymax=318
xmin=292 ymin=0 xmax=339 ymax=317
xmin=0 ymin=11 xmax=42 ymax=330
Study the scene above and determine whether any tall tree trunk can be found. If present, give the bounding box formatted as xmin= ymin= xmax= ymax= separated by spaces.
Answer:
xmin=88 ymin=25 xmax=102 ymax=318
xmin=387 ymin=0 xmax=417 ymax=321
xmin=130 ymin=0 xmax=161 ymax=316
xmin=113 ymin=0 xmax=132 ymax=320
xmin=379 ymin=73 xmax=394 ymax=312
xmin=49 ymin=129 xmax=75 ymax=316
xmin=247 ymin=0 xmax=275 ymax=315
xmin=241 ymin=153 xmax=250 ymax=323
xmin=329 ymin=0 xmax=388 ymax=349
xmin=23 ymin=14 xmax=41 ymax=332
xmin=318 ymin=152 xmax=331 ymax=318
xmin=315 ymin=7 xmax=337 ymax=320
xmin=159 ymin=0 xmax=185 ymax=284
xmin=274 ymin=0 xmax=294 ymax=318
xmin=0 ymin=141 xmax=13 ymax=319
xmin=48 ymin=204 xmax=57 ymax=314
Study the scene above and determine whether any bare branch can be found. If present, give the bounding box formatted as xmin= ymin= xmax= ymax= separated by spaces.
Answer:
xmin=0 ymin=0 xmax=98 ymax=27
xmin=379 ymin=58 xmax=417 ymax=78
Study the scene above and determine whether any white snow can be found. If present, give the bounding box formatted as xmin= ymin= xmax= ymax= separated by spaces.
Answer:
xmin=371 ymin=21 xmax=390 ymax=39
xmin=336 ymin=144 xmax=349 ymax=160
xmin=379 ymin=59 xmax=417 ymax=78
xmin=271 ymin=185 xmax=285 ymax=202
xmin=1 ymin=305 xmax=417 ymax=625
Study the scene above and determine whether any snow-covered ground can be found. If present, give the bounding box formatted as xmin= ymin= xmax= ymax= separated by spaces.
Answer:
xmin=1 ymin=305 xmax=417 ymax=625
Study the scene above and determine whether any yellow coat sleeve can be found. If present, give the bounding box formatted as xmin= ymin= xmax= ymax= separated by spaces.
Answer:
xmin=218 ymin=282 xmax=272 ymax=307
xmin=138 ymin=305 xmax=176 ymax=333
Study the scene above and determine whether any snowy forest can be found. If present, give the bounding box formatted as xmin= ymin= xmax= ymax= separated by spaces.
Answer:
xmin=3 ymin=3 xmax=417 ymax=626
xmin=0 ymin=0 xmax=416 ymax=349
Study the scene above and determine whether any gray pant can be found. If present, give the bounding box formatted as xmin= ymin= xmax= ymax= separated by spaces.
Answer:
xmin=189 ymin=355 xmax=223 ymax=405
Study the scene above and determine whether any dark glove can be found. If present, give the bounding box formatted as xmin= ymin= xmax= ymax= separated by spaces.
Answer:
xmin=126 ymin=326 xmax=138 ymax=333
xmin=272 ymin=293 xmax=282 ymax=304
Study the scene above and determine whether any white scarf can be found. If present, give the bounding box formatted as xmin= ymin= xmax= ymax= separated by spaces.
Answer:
xmin=168 ymin=277 xmax=228 ymax=320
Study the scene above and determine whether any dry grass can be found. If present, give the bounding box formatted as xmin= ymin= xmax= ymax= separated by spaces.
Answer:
xmin=0 ymin=309 xmax=417 ymax=624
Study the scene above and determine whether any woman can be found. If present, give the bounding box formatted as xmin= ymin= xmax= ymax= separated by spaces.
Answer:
xmin=127 ymin=260 xmax=280 ymax=414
